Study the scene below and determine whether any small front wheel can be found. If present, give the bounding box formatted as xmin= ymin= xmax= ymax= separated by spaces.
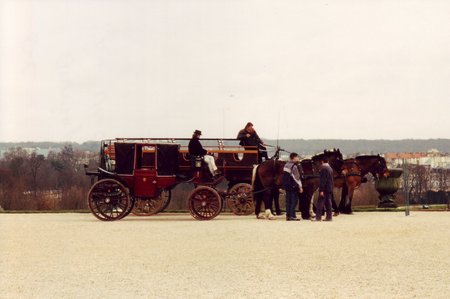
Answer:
xmin=188 ymin=186 xmax=222 ymax=220
xmin=87 ymin=179 xmax=131 ymax=221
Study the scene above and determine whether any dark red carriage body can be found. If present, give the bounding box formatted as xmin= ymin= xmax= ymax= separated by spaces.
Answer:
xmin=100 ymin=142 xmax=180 ymax=198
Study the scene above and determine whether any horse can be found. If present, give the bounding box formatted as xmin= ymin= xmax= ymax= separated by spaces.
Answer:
xmin=298 ymin=158 xmax=318 ymax=219
xmin=252 ymin=159 xmax=285 ymax=219
xmin=339 ymin=155 xmax=389 ymax=214
xmin=298 ymin=149 xmax=344 ymax=219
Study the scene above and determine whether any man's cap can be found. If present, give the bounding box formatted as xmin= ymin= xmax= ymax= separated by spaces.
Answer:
xmin=194 ymin=129 xmax=202 ymax=135
xmin=246 ymin=122 xmax=253 ymax=127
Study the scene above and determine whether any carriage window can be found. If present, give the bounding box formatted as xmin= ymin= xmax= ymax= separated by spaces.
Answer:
xmin=114 ymin=143 xmax=135 ymax=174
xmin=137 ymin=145 xmax=156 ymax=169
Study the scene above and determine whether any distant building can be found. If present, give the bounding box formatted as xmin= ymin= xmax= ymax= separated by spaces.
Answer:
xmin=384 ymin=149 xmax=450 ymax=169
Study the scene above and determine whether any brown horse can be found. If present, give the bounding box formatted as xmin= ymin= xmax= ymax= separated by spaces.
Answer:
xmin=339 ymin=155 xmax=389 ymax=214
xmin=298 ymin=149 xmax=344 ymax=219
xmin=252 ymin=159 xmax=285 ymax=219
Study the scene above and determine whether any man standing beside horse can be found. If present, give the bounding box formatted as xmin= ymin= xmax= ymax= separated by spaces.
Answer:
xmin=314 ymin=156 xmax=334 ymax=221
xmin=283 ymin=152 xmax=303 ymax=221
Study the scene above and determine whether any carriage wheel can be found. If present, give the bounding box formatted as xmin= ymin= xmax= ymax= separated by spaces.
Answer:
xmin=132 ymin=198 xmax=160 ymax=216
xmin=227 ymin=183 xmax=254 ymax=216
xmin=157 ymin=190 xmax=172 ymax=213
xmin=131 ymin=190 xmax=171 ymax=216
xmin=188 ymin=186 xmax=222 ymax=220
xmin=87 ymin=179 xmax=131 ymax=221
xmin=122 ymin=196 xmax=135 ymax=218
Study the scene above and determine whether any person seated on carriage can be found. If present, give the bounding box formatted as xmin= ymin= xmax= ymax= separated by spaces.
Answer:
xmin=237 ymin=122 xmax=269 ymax=163
xmin=188 ymin=130 xmax=221 ymax=178
xmin=103 ymin=144 xmax=113 ymax=171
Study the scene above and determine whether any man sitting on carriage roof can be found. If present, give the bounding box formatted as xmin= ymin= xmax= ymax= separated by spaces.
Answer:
xmin=237 ymin=122 xmax=269 ymax=163
xmin=188 ymin=130 xmax=221 ymax=178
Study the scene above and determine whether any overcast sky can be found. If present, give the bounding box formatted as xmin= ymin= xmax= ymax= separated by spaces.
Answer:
xmin=1 ymin=0 xmax=449 ymax=142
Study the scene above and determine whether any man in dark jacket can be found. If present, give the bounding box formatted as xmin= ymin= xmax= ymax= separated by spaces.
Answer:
xmin=314 ymin=156 xmax=334 ymax=221
xmin=188 ymin=130 xmax=221 ymax=177
xmin=282 ymin=152 xmax=303 ymax=221
xmin=237 ymin=122 xmax=269 ymax=163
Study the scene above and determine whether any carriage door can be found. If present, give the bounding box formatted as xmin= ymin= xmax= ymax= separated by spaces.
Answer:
xmin=134 ymin=145 xmax=158 ymax=198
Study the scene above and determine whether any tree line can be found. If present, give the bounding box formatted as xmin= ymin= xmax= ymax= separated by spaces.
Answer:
xmin=0 ymin=146 xmax=96 ymax=211
xmin=403 ymin=164 xmax=449 ymax=205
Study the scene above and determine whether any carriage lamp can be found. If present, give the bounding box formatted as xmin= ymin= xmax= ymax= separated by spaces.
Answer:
xmin=195 ymin=157 xmax=202 ymax=168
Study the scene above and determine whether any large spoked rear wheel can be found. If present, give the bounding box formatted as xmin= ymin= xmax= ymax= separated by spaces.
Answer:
xmin=227 ymin=183 xmax=254 ymax=215
xmin=188 ymin=186 xmax=222 ymax=220
xmin=87 ymin=179 xmax=131 ymax=221
xmin=132 ymin=190 xmax=171 ymax=216
xmin=157 ymin=190 xmax=172 ymax=213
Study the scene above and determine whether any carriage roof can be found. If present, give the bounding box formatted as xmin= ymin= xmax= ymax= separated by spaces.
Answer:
xmin=100 ymin=137 xmax=258 ymax=176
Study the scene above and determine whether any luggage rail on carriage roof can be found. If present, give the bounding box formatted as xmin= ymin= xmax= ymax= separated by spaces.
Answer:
xmin=101 ymin=138 xmax=251 ymax=148
xmin=107 ymin=138 xmax=242 ymax=142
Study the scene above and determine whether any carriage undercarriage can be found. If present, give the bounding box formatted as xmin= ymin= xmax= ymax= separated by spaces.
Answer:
xmin=87 ymin=179 xmax=255 ymax=221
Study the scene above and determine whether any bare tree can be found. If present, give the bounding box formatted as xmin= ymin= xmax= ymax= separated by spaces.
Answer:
xmin=435 ymin=168 xmax=449 ymax=192
xmin=28 ymin=152 xmax=45 ymax=198
xmin=407 ymin=164 xmax=431 ymax=204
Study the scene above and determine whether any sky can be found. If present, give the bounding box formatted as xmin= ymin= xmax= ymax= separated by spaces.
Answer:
xmin=1 ymin=0 xmax=449 ymax=142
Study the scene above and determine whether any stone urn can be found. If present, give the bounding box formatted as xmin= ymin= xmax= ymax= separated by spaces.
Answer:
xmin=374 ymin=168 xmax=403 ymax=208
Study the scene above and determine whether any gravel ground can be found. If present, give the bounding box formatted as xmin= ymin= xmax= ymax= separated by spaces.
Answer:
xmin=1 ymin=212 xmax=449 ymax=299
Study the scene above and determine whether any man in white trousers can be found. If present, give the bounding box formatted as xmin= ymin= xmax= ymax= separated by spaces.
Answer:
xmin=188 ymin=130 xmax=221 ymax=178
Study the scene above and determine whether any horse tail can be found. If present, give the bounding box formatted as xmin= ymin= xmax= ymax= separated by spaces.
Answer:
xmin=252 ymin=165 xmax=263 ymax=200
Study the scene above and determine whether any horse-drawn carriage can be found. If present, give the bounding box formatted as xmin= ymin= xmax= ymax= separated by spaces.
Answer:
xmin=84 ymin=138 xmax=259 ymax=221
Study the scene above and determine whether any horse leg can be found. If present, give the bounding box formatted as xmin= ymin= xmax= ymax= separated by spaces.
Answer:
xmin=272 ymin=188 xmax=281 ymax=215
xmin=298 ymin=190 xmax=307 ymax=219
xmin=331 ymin=192 xmax=340 ymax=216
xmin=299 ymin=186 xmax=313 ymax=219
xmin=339 ymin=184 xmax=349 ymax=213
xmin=263 ymin=190 xmax=275 ymax=220
xmin=345 ymin=186 xmax=355 ymax=214
xmin=254 ymin=192 xmax=263 ymax=217
xmin=309 ymin=193 xmax=316 ymax=219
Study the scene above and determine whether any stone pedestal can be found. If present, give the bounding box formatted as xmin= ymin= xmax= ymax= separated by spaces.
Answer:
xmin=374 ymin=168 xmax=403 ymax=208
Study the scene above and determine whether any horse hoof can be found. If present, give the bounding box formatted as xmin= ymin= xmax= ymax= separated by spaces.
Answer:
xmin=257 ymin=213 xmax=266 ymax=219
